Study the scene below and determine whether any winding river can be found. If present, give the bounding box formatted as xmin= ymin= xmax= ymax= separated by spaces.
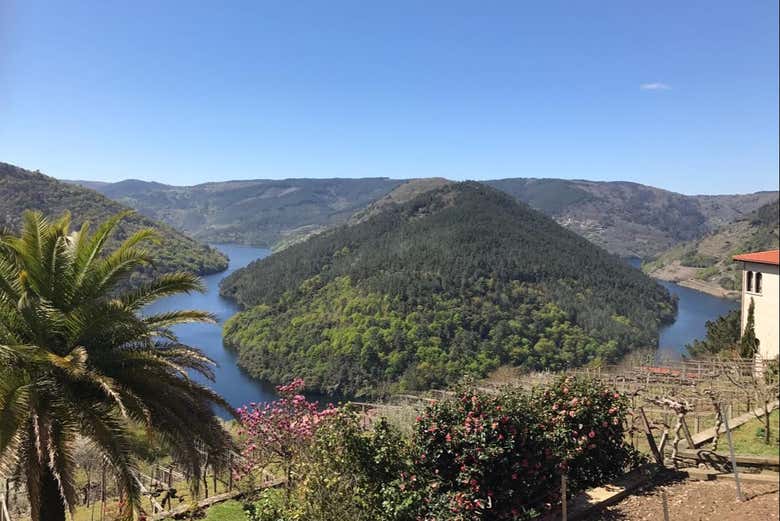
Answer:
xmin=144 ymin=244 xmax=275 ymax=417
xmin=145 ymin=246 xmax=739 ymax=415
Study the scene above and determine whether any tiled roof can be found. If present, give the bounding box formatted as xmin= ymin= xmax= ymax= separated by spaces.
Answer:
xmin=733 ymin=249 xmax=780 ymax=266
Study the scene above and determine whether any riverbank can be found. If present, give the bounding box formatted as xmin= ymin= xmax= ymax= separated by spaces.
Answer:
xmin=647 ymin=260 xmax=740 ymax=300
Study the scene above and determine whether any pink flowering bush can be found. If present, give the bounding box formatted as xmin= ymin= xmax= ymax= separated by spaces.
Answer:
xmin=535 ymin=375 xmax=640 ymax=494
xmin=235 ymin=378 xmax=336 ymax=493
xmin=236 ymin=377 xmax=638 ymax=521
xmin=386 ymin=377 xmax=639 ymax=520
xmin=388 ymin=389 xmax=556 ymax=520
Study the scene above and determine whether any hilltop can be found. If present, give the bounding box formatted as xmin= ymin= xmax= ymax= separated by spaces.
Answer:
xmin=220 ymin=182 xmax=676 ymax=397
xmin=75 ymin=176 xmax=776 ymax=258
xmin=643 ymin=198 xmax=780 ymax=298
xmin=0 ymin=162 xmax=228 ymax=281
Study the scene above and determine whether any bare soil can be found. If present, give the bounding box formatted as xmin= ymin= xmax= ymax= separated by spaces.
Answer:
xmin=585 ymin=476 xmax=779 ymax=521
xmin=649 ymin=260 xmax=739 ymax=299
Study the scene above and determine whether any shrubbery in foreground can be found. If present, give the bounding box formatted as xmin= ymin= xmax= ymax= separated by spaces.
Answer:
xmin=239 ymin=376 xmax=641 ymax=521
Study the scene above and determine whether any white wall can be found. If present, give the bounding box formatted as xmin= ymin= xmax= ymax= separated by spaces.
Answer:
xmin=740 ymin=262 xmax=779 ymax=361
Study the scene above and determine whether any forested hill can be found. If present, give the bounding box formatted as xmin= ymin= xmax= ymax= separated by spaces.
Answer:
xmin=0 ymin=162 xmax=228 ymax=281
xmin=221 ymin=182 xmax=677 ymax=397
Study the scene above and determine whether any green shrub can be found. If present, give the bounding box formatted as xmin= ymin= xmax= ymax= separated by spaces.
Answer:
xmin=535 ymin=376 xmax=640 ymax=493
xmin=300 ymin=410 xmax=408 ymax=521
xmin=244 ymin=489 xmax=301 ymax=521
xmin=383 ymin=376 xmax=639 ymax=520
xmin=680 ymin=251 xmax=717 ymax=268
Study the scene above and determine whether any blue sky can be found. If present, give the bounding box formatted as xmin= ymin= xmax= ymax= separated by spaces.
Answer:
xmin=1 ymin=1 xmax=777 ymax=194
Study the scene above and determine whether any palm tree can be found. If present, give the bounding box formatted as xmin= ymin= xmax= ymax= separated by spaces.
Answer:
xmin=0 ymin=211 xmax=235 ymax=521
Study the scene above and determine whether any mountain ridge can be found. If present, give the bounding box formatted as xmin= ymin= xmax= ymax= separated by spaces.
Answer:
xmin=70 ymin=175 xmax=777 ymax=258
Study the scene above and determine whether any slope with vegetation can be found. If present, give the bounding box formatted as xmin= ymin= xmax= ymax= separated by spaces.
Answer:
xmin=220 ymin=182 xmax=676 ymax=397
xmin=643 ymin=198 xmax=779 ymax=298
xmin=1 ymin=162 xmax=227 ymax=281
xmin=69 ymin=176 xmax=406 ymax=248
xmin=79 ymin=174 xmax=777 ymax=259
xmin=485 ymin=178 xmax=778 ymax=259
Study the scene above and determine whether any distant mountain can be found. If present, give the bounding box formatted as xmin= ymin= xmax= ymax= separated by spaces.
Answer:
xmin=643 ymin=198 xmax=780 ymax=298
xmin=1 ymin=162 xmax=228 ymax=282
xmin=71 ymin=177 xmax=406 ymax=248
xmin=220 ymin=182 xmax=676 ymax=397
xmin=484 ymin=178 xmax=778 ymax=258
xmin=74 ymin=176 xmax=776 ymax=258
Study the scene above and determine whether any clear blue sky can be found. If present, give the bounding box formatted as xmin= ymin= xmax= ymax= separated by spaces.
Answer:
xmin=1 ymin=1 xmax=777 ymax=195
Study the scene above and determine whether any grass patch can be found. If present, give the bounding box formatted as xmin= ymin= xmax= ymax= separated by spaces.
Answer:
xmin=201 ymin=500 xmax=247 ymax=521
xmin=719 ymin=409 xmax=780 ymax=456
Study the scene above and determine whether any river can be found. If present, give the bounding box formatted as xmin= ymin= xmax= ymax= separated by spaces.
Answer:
xmin=144 ymin=244 xmax=276 ymax=417
xmin=145 ymin=247 xmax=739 ymax=415
xmin=625 ymin=259 xmax=739 ymax=360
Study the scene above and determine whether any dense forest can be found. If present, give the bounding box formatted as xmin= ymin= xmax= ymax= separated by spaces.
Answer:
xmin=0 ymin=162 xmax=228 ymax=281
xmin=221 ymin=183 xmax=677 ymax=397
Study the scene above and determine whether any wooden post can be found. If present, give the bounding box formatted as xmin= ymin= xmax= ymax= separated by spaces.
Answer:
xmin=661 ymin=490 xmax=670 ymax=521
xmin=695 ymin=414 xmax=701 ymax=434
xmin=561 ymin=474 xmax=568 ymax=521
xmin=680 ymin=416 xmax=696 ymax=449
xmin=639 ymin=407 xmax=664 ymax=465
xmin=722 ymin=405 xmax=744 ymax=501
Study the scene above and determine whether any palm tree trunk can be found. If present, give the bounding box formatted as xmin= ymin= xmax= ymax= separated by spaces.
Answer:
xmin=39 ymin=466 xmax=66 ymax=521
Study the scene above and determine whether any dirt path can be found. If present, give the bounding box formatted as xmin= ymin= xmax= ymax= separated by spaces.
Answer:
xmin=585 ymin=477 xmax=779 ymax=521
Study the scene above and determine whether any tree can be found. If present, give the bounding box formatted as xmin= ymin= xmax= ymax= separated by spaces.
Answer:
xmin=685 ymin=309 xmax=741 ymax=358
xmin=235 ymin=379 xmax=335 ymax=501
xmin=740 ymin=298 xmax=760 ymax=358
xmin=0 ymin=211 xmax=234 ymax=521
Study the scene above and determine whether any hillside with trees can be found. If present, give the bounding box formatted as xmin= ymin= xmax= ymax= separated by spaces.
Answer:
xmin=220 ymin=182 xmax=677 ymax=397
xmin=75 ymin=175 xmax=776 ymax=258
xmin=0 ymin=162 xmax=228 ymax=281
xmin=485 ymin=178 xmax=778 ymax=258
xmin=68 ymin=176 xmax=406 ymax=248
xmin=643 ymin=198 xmax=780 ymax=298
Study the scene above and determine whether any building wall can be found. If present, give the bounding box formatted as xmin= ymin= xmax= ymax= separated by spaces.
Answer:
xmin=740 ymin=262 xmax=779 ymax=361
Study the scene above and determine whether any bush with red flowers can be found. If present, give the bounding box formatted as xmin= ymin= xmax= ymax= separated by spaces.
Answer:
xmin=385 ymin=376 xmax=640 ymax=520
xmin=535 ymin=375 xmax=640 ymax=494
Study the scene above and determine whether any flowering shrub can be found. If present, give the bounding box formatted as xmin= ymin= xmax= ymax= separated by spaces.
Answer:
xmin=535 ymin=375 xmax=640 ymax=493
xmin=386 ymin=377 xmax=639 ymax=520
xmin=391 ymin=389 xmax=556 ymax=520
xmin=237 ymin=377 xmax=638 ymax=521
xmin=235 ymin=378 xmax=336 ymax=493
